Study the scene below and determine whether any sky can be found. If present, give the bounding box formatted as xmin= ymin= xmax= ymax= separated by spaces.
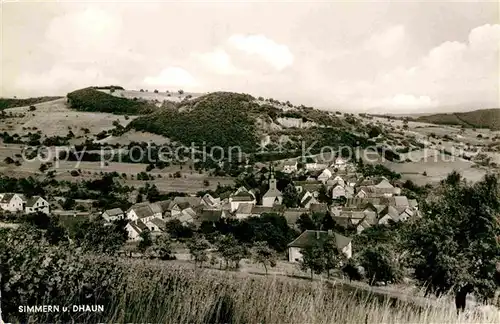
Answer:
xmin=1 ymin=0 xmax=499 ymax=113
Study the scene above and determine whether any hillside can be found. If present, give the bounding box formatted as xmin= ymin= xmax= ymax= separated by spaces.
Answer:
xmin=129 ymin=92 xmax=259 ymax=151
xmin=128 ymin=91 xmax=365 ymax=153
xmin=0 ymin=96 xmax=62 ymax=110
xmin=67 ymin=87 xmax=155 ymax=115
xmin=416 ymin=108 xmax=500 ymax=130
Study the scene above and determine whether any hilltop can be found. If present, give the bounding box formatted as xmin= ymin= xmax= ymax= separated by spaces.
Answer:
xmin=128 ymin=91 xmax=366 ymax=152
xmin=0 ymin=96 xmax=62 ymax=110
xmin=67 ymin=87 xmax=155 ymax=115
xmin=416 ymin=108 xmax=500 ymax=130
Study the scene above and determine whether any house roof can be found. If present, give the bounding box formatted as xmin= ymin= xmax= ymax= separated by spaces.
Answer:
xmin=0 ymin=193 xmax=15 ymax=203
xmin=408 ymin=199 xmax=418 ymax=208
xmin=301 ymin=195 xmax=315 ymax=207
xmin=128 ymin=220 xmax=148 ymax=233
xmin=25 ymin=196 xmax=45 ymax=208
xmin=394 ymin=196 xmax=409 ymax=207
xmin=103 ymin=207 xmax=124 ymax=216
xmin=283 ymin=208 xmax=310 ymax=224
xmin=252 ymin=205 xmax=284 ymax=215
xmin=339 ymin=211 xmax=365 ymax=219
xmin=148 ymin=218 xmax=166 ymax=230
xmin=128 ymin=204 xmax=156 ymax=219
xmin=178 ymin=213 xmax=194 ymax=223
xmin=310 ymin=203 xmax=328 ymax=214
xmin=287 ymin=230 xmax=352 ymax=251
xmin=202 ymin=194 xmax=218 ymax=206
xmin=172 ymin=196 xmax=201 ymax=207
xmin=154 ymin=200 xmax=172 ymax=213
xmin=199 ymin=209 xmax=223 ymax=222
xmin=379 ymin=206 xmax=400 ymax=220
xmin=263 ymin=186 xmax=282 ymax=199
xmin=236 ymin=203 xmax=254 ymax=214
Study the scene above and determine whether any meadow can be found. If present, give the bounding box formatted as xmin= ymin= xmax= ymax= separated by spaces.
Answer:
xmin=12 ymin=259 xmax=499 ymax=324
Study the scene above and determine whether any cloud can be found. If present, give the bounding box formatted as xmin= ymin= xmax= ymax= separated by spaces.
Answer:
xmin=193 ymin=49 xmax=247 ymax=75
xmin=44 ymin=7 xmax=123 ymax=61
xmin=228 ymin=34 xmax=294 ymax=70
xmin=15 ymin=66 xmax=119 ymax=95
xmin=363 ymin=25 xmax=407 ymax=58
xmin=143 ymin=67 xmax=199 ymax=89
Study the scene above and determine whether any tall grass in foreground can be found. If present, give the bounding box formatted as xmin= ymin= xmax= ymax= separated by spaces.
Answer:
xmin=24 ymin=259 xmax=499 ymax=323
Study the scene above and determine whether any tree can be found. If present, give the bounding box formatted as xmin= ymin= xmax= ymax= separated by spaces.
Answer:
xmin=178 ymin=89 xmax=184 ymax=95
xmin=282 ymin=183 xmax=299 ymax=207
xmin=138 ymin=230 xmax=153 ymax=254
xmin=154 ymin=234 xmax=173 ymax=260
xmin=296 ymin=213 xmax=315 ymax=232
xmin=300 ymin=240 xmax=325 ymax=279
xmin=368 ymin=125 xmax=382 ymax=138
xmin=70 ymin=218 xmax=127 ymax=254
xmin=188 ymin=236 xmax=210 ymax=268
xmin=317 ymin=184 xmax=332 ymax=204
xmin=359 ymin=245 xmax=402 ymax=285
xmin=323 ymin=236 xmax=341 ymax=279
xmin=407 ymin=173 xmax=500 ymax=311
xmin=252 ymin=241 xmax=277 ymax=275
xmin=216 ymin=234 xmax=248 ymax=270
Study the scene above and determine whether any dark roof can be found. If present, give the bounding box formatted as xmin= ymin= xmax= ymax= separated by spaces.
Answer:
xmin=148 ymin=218 xmax=166 ymax=230
xmin=128 ymin=220 xmax=148 ymax=233
xmin=154 ymin=200 xmax=172 ymax=212
xmin=132 ymin=205 xmax=155 ymax=219
xmin=252 ymin=205 xmax=284 ymax=215
xmin=25 ymin=196 xmax=45 ymax=207
xmin=288 ymin=230 xmax=352 ymax=251
xmin=199 ymin=209 xmax=223 ymax=222
xmin=283 ymin=208 xmax=310 ymax=224
xmin=0 ymin=193 xmax=15 ymax=203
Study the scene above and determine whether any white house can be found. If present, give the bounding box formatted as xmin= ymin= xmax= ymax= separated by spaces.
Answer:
xmin=101 ymin=208 xmax=125 ymax=222
xmin=125 ymin=220 xmax=148 ymax=241
xmin=229 ymin=187 xmax=256 ymax=212
xmin=317 ymin=168 xmax=333 ymax=184
xmin=262 ymin=174 xmax=283 ymax=207
xmin=145 ymin=218 xmax=167 ymax=232
xmin=0 ymin=193 xmax=26 ymax=213
xmin=126 ymin=202 xmax=163 ymax=223
xmin=24 ymin=196 xmax=50 ymax=215
xmin=288 ymin=230 xmax=352 ymax=263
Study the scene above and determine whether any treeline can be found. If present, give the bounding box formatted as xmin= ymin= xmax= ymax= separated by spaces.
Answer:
xmin=67 ymin=87 xmax=155 ymax=115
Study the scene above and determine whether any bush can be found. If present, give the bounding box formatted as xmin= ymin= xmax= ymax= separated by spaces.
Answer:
xmin=29 ymin=105 xmax=36 ymax=111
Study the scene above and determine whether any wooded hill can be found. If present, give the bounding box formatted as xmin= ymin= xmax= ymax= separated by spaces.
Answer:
xmin=417 ymin=108 xmax=500 ymax=130
xmin=67 ymin=87 xmax=155 ymax=115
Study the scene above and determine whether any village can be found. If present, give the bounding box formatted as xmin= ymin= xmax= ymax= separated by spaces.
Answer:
xmin=81 ymin=155 xmax=418 ymax=264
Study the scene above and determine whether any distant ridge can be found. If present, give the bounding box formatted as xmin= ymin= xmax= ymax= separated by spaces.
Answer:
xmin=416 ymin=108 xmax=500 ymax=130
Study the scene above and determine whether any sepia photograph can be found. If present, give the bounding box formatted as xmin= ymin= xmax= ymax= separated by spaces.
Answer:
xmin=0 ymin=0 xmax=499 ymax=323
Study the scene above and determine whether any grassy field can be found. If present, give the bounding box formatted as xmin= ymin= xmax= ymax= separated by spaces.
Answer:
xmin=0 ymin=98 xmax=136 ymax=137
xmin=99 ymin=89 xmax=205 ymax=103
xmin=15 ymin=259 xmax=499 ymax=324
